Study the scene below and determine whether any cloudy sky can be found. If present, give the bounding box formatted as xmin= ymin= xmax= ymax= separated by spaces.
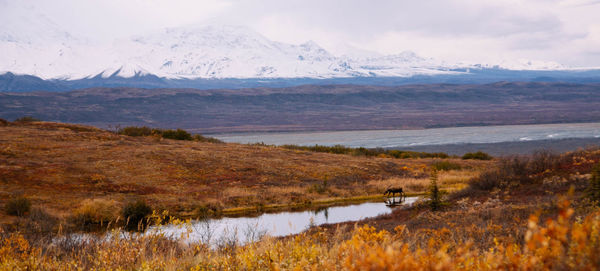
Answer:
xmin=2 ymin=0 xmax=600 ymax=67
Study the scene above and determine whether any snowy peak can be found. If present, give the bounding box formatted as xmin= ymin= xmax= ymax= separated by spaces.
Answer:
xmin=109 ymin=24 xmax=350 ymax=79
xmin=296 ymin=41 xmax=336 ymax=63
xmin=0 ymin=20 xmax=571 ymax=80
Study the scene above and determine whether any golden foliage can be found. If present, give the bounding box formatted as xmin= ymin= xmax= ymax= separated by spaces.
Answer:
xmin=1 ymin=198 xmax=599 ymax=270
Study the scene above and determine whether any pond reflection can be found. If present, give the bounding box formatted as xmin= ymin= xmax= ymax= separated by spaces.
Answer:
xmin=385 ymin=196 xmax=408 ymax=207
xmin=153 ymin=197 xmax=419 ymax=246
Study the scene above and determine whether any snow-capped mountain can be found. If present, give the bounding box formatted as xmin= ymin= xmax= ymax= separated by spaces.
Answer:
xmin=0 ymin=19 xmax=568 ymax=80
xmin=113 ymin=25 xmax=346 ymax=79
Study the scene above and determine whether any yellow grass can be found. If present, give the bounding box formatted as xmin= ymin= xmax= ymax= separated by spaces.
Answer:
xmin=2 ymin=198 xmax=599 ymax=270
xmin=438 ymin=169 xmax=480 ymax=191
xmin=73 ymin=198 xmax=120 ymax=223
xmin=366 ymin=168 xmax=478 ymax=194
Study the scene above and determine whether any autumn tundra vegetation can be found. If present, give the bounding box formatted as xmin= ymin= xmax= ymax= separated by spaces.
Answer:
xmin=1 ymin=119 xmax=599 ymax=270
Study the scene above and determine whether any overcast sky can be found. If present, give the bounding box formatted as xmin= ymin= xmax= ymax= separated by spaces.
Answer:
xmin=2 ymin=0 xmax=600 ymax=67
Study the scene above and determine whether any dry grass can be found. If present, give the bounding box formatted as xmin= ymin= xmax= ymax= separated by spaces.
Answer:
xmin=265 ymin=186 xmax=306 ymax=195
xmin=367 ymin=177 xmax=429 ymax=193
xmin=0 ymin=122 xmax=491 ymax=223
xmin=71 ymin=198 xmax=120 ymax=225
xmin=438 ymin=169 xmax=480 ymax=191
xmin=366 ymin=169 xmax=480 ymax=194
xmin=221 ymin=187 xmax=259 ymax=198
xmin=1 ymin=123 xmax=599 ymax=269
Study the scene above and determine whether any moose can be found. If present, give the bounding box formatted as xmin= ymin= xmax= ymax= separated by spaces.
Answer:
xmin=383 ymin=187 xmax=405 ymax=199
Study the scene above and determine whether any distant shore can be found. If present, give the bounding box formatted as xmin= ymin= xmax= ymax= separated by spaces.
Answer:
xmin=393 ymin=137 xmax=600 ymax=156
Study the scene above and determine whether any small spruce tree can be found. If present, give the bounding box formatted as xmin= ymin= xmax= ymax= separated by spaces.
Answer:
xmin=429 ymin=170 xmax=442 ymax=211
xmin=589 ymin=162 xmax=600 ymax=206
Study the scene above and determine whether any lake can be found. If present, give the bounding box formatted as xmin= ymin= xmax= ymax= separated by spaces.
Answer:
xmin=149 ymin=197 xmax=419 ymax=245
xmin=212 ymin=122 xmax=600 ymax=148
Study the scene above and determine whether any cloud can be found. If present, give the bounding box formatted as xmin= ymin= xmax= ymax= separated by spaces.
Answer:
xmin=1 ymin=0 xmax=599 ymax=67
xmin=222 ymin=0 xmax=599 ymax=67
xmin=0 ymin=0 xmax=232 ymax=40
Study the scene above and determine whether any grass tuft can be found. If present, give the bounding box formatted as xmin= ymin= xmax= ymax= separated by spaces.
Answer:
xmin=70 ymin=198 xmax=119 ymax=228
xmin=462 ymin=151 xmax=493 ymax=160
xmin=4 ymin=195 xmax=31 ymax=217
xmin=13 ymin=116 xmax=40 ymax=123
xmin=117 ymin=126 xmax=223 ymax=143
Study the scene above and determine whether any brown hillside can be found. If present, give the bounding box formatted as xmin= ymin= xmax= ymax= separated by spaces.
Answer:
xmin=0 ymin=121 xmax=489 ymax=222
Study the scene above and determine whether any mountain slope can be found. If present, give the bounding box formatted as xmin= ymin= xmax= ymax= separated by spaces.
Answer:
xmin=2 ymin=82 xmax=599 ymax=133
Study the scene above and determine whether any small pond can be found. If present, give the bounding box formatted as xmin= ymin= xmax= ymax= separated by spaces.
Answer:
xmin=148 ymin=196 xmax=419 ymax=245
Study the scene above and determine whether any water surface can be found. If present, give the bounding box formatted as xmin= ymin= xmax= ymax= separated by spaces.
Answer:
xmin=153 ymin=197 xmax=418 ymax=245
xmin=213 ymin=122 xmax=600 ymax=148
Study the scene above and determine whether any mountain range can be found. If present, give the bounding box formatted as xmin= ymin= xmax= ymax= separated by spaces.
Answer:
xmin=0 ymin=21 xmax=443 ymax=79
xmin=4 ymin=16 xmax=600 ymax=93
xmin=2 ymin=20 xmax=570 ymax=80
xmin=2 ymin=7 xmax=600 ymax=93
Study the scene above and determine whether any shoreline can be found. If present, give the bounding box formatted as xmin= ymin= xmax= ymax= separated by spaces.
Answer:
xmin=393 ymin=137 xmax=600 ymax=156
xmin=181 ymin=193 xmax=426 ymax=219
xmin=208 ymin=121 xmax=600 ymax=136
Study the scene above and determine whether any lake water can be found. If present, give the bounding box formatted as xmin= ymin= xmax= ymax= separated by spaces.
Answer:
xmin=213 ymin=122 xmax=600 ymax=148
xmin=150 ymin=197 xmax=418 ymax=245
